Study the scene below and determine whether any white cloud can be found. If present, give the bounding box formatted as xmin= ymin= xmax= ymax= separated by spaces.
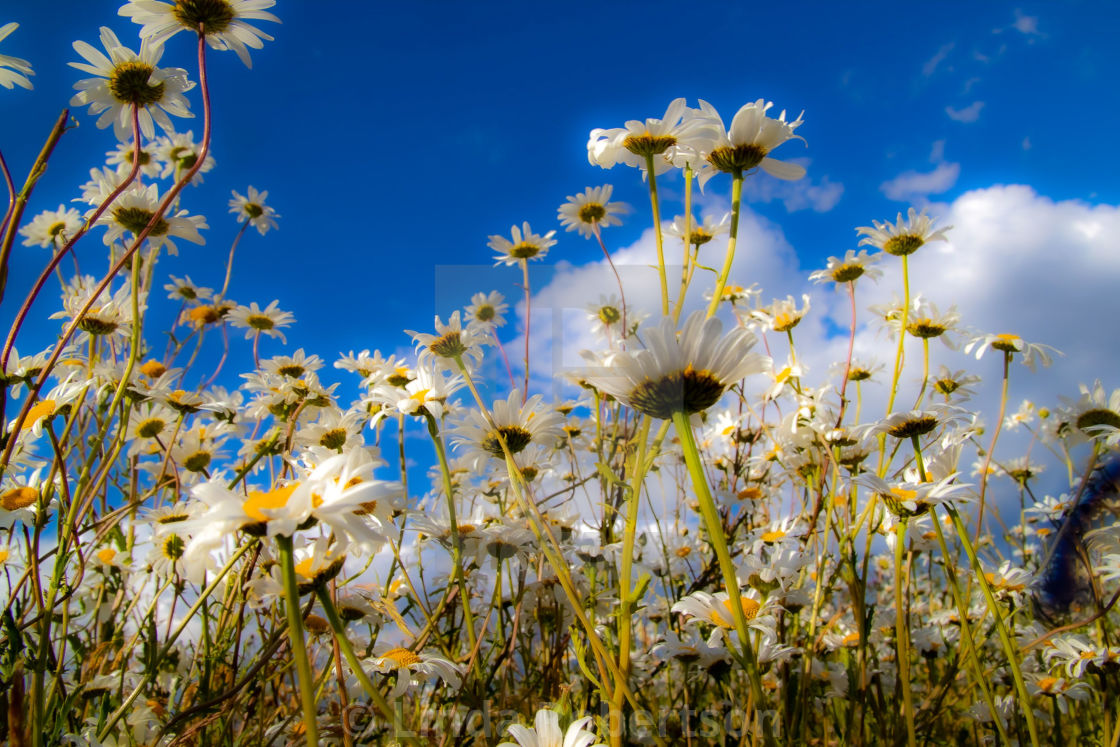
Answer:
xmin=922 ymin=42 xmax=955 ymax=76
xmin=506 ymin=184 xmax=1120 ymax=510
xmin=880 ymin=162 xmax=961 ymax=201
xmin=929 ymin=139 xmax=946 ymax=164
xmin=946 ymin=101 xmax=985 ymax=123
xmin=741 ymin=174 xmax=844 ymax=213
xmin=1012 ymin=10 xmax=1041 ymax=36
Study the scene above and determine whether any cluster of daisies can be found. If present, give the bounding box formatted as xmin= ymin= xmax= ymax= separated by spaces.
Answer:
xmin=5 ymin=6 xmax=1120 ymax=746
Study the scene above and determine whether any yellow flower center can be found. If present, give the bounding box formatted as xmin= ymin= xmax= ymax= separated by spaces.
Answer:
xmin=22 ymin=399 xmax=57 ymax=431
xmin=97 ymin=548 xmax=117 ymax=564
xmin=382 ymin=647 xmax=420 ymax=667
xmin=1 ymin=486 xmax=38 ymax=511
xmin=242 ymin=483 xmax=300 ymax=522
xmin=715 ymin=596 xmax=760 ymax=627
xmin=760 ymin=529 xmax=786 ymax=543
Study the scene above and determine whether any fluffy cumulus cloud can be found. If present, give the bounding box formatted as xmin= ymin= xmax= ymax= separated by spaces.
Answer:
xmin=508 ymin=184 xmax=1120 ymax=507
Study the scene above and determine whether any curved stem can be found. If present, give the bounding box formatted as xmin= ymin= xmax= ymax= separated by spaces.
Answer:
xmin=893 ymin=516 xmax=917 ymax=747
xmin=521 ymin=258 xmax=531 ymax=401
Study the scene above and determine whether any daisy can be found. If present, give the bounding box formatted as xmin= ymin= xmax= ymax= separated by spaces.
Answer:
xmin=451 ymin=390 xmax=564 ymax=470
xmin=69 ymin=27 xmax=194 ymax=141
xmin=498 ymin=708 xmax=605 ymax=747
xmin=904 ymin=296 xmax=960 ymax=348
xmin=119 ymin=0 xmax=281 ymax=69
xmin=19 ymin=205 xmax=84 ymax=249
xmin=587 ymin=97 xmax=716 ymax=175
xmin=857 ymin=207 xmax=951 ymax=257
xmin=581 ymin=311 xmax=768 ymax=420
xmin=931 ymin=366 xmax=980 ymax=401
xmin=694 ymin=98 xmax=806 ymax=188
xmin=751 ymin=294 xmax=811 ymax=334
xmin=227 ymin=300 xmax=294 ymax=342
xmin=155 ymin=130 xmax=216 ymax=182
xmin=963 ymin=331 xmax=1060 ymax=371
xmin=854 ymin=472 xmax=973 ymax=517
xmin=463 ymin=290 xmax=508 ymax=332
xmin=105 ymin=140 xmax=162 ymax=178
xmin=1058 ymin=380 xmax=1120 ymax=444
xmin=0 ymin=22 xmax=33 ymax=90
xmin=489 ymin=221 xmax=556 ymax=266
xmin=666 ymin=212 xmax=730 ymax=247
xmin=557 ymin=185 xmax=629 ymax=238
xmin=808 ymin=249 xmax=882 ymax=287
xmin=229 ymin=186 xmax=279 ymax=234
xmin=93 ymin=182 xmax=207 ymax=255
xmin=672 ymin=589 xmax=772 ymax=632
xmin=366 ymin=645 xmax=462 ymax=698
xmin=408 ymin=311 xmax=485 ymax=369
xmin=585 ymin=294 xmax=626 ymax=340
xmin=50 ymin=275 xmax=139 ymax=342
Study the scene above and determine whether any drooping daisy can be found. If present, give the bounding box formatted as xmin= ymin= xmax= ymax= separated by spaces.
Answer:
xmin=69 ymin=26 xmax=194 ymax=140
xmin=227 ymin=300 xmax=294 ymax=342
xmin=694 ymin=98 xmax=806 ymax=188
xmin=19 ymin=205 xmax=84 ymax=249
xmin=498 ymin=708 xmax=605 ymax=747
xmin=0 ymin=22 xmax=33 ymax=90
xmin=581 ymin=312 xmax=768 ymax=420
xmin=808 ymin=249 xmax=882 ymax=287
xmin=229 ymin=186 xmax=279 ymax=234
xmin=857 ymin=207 xmax=951 ymax=257
xmin=587 ymin=97 xmax=716 ymax=175
xmin=119 ymin=0 xmax=281 ymax=69
xmin=489 ymin=221 xmax=557 ymax=266
xmin=557 ymin=185 xmax=629 ymax=239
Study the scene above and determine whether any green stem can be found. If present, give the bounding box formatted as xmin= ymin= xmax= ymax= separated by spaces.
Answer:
xmin=944 ymin=505 xmax=1040 ymax=747
xmin=643 ymin=153 xmax=669 ymax=315
xmin=277 ymin=535 xmax=320 ymax=746
xmin=425 ymin=413 xmax=478 ymax=655
xmin=706 ymin=173 xmax=743 ymax=319
xmin=670 ymin=409 xmax=764 ymax=704
xmin=975 ymin=351 xmax=1011 ymax=538
xmin=893 ymin=516 xmax=917 ymax=747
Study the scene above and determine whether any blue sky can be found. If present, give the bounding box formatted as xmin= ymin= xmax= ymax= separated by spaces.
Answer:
xmin=3 ymin=2 xmax=1120 ymax=427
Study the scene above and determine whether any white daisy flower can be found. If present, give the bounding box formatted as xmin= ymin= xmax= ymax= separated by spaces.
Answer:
xmin=229 ymin=186 xmax=279 ymax=234
xmin=155 ymin=130 xmax=216 ymax=182
xmin=69 ymin=26 xmax=194 ymax=140
xmin=694 ymin=98 xmax=806 ymax=188
xmin=557 ymin=184 xmax=629 ymax=238
xmin=464 ymin=290 xmax=508 ymax=332
xmin=227 ymin=300 xmax=294 ymax=342
xmin=19 ymin=205 xmax=84 ymax=249
xmin=119 ymin=0 xmax=281 ymax=69
xmin=587 ymin=97 xmax=716 ymax=176
xmin=963 ymin=331 xmax=1061 ymax=371
xmin=808 ymin=249 xmax=882 ymax=287
xmin=665 ymin=211 xmax=730 ymax=247
xmin=581 ymin=311 xmax=768 ymax=420
xmin=451 ymin=390 xmax=564 ymax=471
xmin=857 ymin=207 xmax=951 ymax=257
xmin=498 ymin=708 xmax=605 ymax=747
xmin=93 ymin=181 xmax=207 ymax=255
xmin=489 ymin=221 xmax=557 ymax=266
xmin=0 ymin=22 xmax=33 ymax=90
